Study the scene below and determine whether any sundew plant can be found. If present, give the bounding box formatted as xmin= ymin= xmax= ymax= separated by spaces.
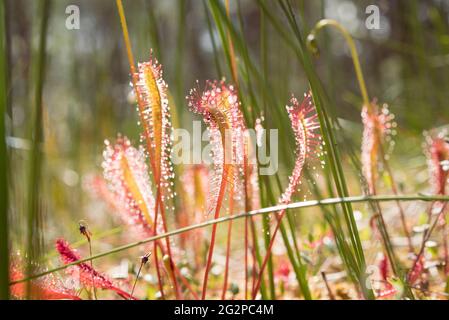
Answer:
xmin=2 ymin=0 xmax=449 ymax=301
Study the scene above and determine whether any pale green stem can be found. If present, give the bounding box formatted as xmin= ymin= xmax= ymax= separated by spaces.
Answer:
xmin=11 ymin=194 xmax=449 ymax=286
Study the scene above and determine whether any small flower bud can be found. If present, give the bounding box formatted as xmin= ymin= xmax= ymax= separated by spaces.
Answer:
xmin=229 ymin=283 xmax=239 ymax=296
xmin=141 ymin=252 xmax=151 ymax=265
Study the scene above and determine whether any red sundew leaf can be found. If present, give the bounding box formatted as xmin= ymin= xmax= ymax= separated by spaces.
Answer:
xmin=187 ymin=80 xmax=247 ymax=298
xmin=187 ymin=80 xmax=246 ymax=215
xmin=282 ymin=92 xmax=321 ymax=205
xmin=133 ymin=52 xmax=181 ymax=299
xmin=361 ymin=103 xmax=395 ymax=194
xmin=55 ymin=239 xmax=138 ymax=300
xmin=102 ymin=136 xmax=160 ymax=238
xmin=135 ymin=53 xmax=175 ymax=199
xmin=10 ymin=263 xmax=80 ymax=300
xmin=375 ymin=255 xmax=399 ymax=300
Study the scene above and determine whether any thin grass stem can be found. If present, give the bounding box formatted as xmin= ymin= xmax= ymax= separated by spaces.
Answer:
xmin=0 ymin=0 xmax=9 ymax=300
xmin=12 ymin=194 xmax=449 ymax=285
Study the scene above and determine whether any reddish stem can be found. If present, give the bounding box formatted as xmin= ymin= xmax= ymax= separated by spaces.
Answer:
xmin=221 ymin=182 xmax=234 ymax=299
xmin=243 ymin=159 xmax=249 ymax=300
xmin=155 ymin=186 xmax=182 ymax=299
xmin=221 ymin=224 xmax=233 ymax=298
xmin=201 ymin=166 xmax=229 ymax=299
xmin=116 ymin=1 xmax=179 ymax=299
xmin=252 ymin=210 xmax=285 ymax=298
xmin=249 ymin=218 xmax=259 ymax=295
xmin=154 ymin=240 xmax=198 ymax=299
xmin=378 ymin=142 xmax=413 ymax=253
xmin=152 ymin=188 xmax=165 ymax=299
xmin=410 ymin=202 xmax=448 ymax=280
xmin=244 ymin=215 xmax=249 ymax=299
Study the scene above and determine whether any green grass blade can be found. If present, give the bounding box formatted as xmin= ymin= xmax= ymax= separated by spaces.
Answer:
xmin=25 ymin=0 xmax=51 ymax=298
xmin=261 ymin=179 xmax=276 ymax=299
xmin=0 ymin=0 xmax=10 ymax=300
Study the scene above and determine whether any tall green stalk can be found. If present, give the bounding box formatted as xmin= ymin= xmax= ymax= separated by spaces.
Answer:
xmin=26 ymin=0 xmax=51 ymax=298
xmin=0 ymin=0 xmax=10 ymax=300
